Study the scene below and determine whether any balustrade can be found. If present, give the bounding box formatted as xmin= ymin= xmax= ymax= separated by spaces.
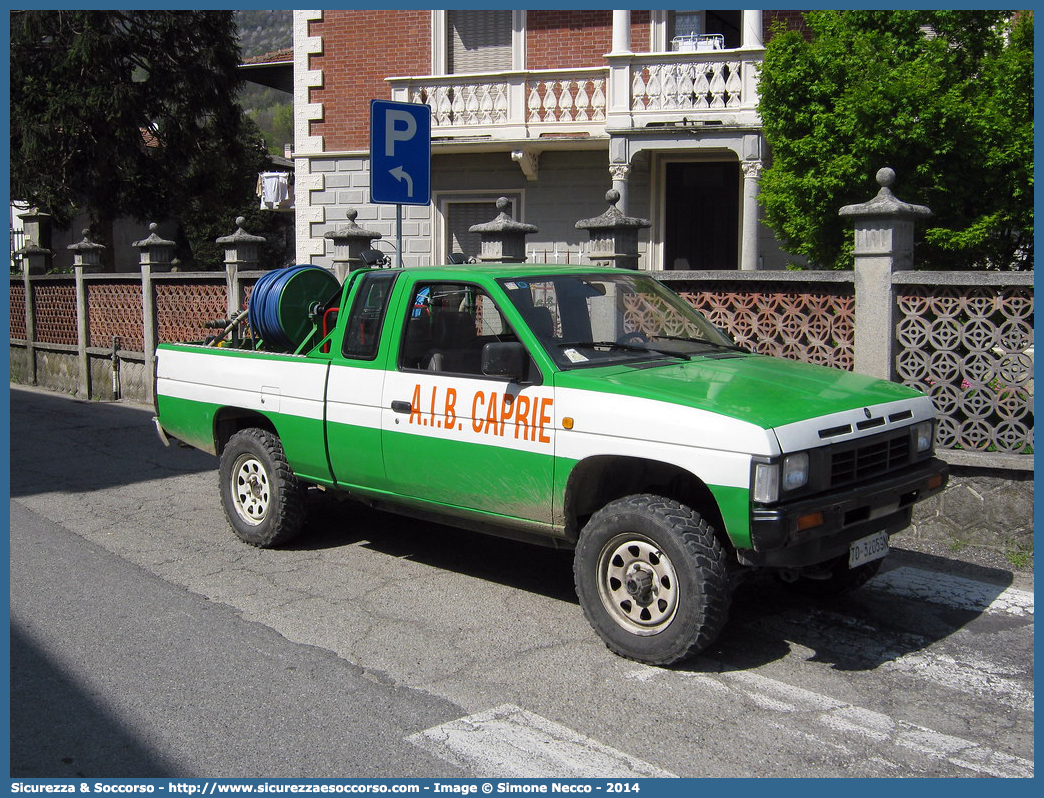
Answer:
xmin=388 ymin=51 xmax=760 ymax=136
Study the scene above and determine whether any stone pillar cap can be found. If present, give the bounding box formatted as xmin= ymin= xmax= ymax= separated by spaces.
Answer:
xmin=67 ymin=229 xmax=106 ymax=252
xmin=216 ymin=216 xmax=266 ymax=245
xmin=132 ymin=222 xmax=175 ymax=249
xmin=324 ymin=208 xmax=383 ymax=240
xmin=575 ymin=189 xmax=651 ymax=230
xmin=16 ymin=207 xmax=51 ymax=221
xmin=469 ymin=197 xmax=538 ymax=234
xmin=15 ymin=241 xmax=52 ymax=256
xmin=839 ymin=167 xmax=931 ymax=220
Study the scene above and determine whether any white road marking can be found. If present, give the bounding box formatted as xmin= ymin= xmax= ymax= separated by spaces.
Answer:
xmin=883 ymin=650 xmax=1034 ymax=713
xmin=870 ymin=566 xmax=1034 ymax=617
xmin=625 ymin=666 xmax=1033 ymax=778
xmin=408 ymin=704 xmax=677 ymax=778
xmin=786 ymin=606 xmax=1034 ymax=713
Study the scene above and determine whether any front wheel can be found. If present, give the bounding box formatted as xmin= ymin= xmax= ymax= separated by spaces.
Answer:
xmin=574 ymin=495 xmax=731 ymax=666
xmin=219 ymin=428 xmax=305 ymax=548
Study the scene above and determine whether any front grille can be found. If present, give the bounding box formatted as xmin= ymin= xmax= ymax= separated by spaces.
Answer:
xmin=829 ymin=430 xmax=911 ymax=488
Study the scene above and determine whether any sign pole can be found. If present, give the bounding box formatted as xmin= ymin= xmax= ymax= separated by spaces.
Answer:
xmin=396 ymin=205 xmax=403 ymax=269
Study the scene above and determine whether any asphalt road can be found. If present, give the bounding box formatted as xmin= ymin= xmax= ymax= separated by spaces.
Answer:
xmin=8 ymin=385 xmax=1035 ymax=778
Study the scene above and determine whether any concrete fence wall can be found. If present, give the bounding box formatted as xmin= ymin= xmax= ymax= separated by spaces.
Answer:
xmin=9 ymin=260 xmax=1033 ymax=565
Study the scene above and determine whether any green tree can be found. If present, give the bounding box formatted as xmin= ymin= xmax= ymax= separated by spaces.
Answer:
xmin=249 ymin=101 xmax=294 ymax=156
xmin=10 ymin=10 xmax=284 ymax=269
xmin=758 ymin=10 xmax=1033 ymax=270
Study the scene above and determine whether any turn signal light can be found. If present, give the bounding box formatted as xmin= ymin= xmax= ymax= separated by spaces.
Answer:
xmin=797 ymin=511 xmax=824 ymax=532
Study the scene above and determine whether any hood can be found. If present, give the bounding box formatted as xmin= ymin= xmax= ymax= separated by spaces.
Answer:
xmin=556 ymin=353 xmax=924 ymax=430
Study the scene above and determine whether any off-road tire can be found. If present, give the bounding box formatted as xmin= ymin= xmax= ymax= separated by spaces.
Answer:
xmin=219 ymin=428 xmax=305 ymax=548
xmin=780 ymin=554 xmax=884 ymax=598
xmin=574 ymin=494 xmax=730 ymax=666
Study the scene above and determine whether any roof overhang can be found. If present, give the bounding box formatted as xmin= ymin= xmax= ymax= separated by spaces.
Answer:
xmin=240 ymin=59 xmax=293 ymax=93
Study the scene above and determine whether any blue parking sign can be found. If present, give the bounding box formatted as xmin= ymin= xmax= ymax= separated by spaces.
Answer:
xmin=370 ymin=100 xmax=431 ymax=206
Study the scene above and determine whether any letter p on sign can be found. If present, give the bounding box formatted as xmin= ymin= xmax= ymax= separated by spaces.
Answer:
xmin=384 ymin=110 xmax=417 ymax=157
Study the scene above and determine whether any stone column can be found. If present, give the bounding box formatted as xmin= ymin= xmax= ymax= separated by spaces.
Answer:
xmin=609 ymin=164 xmax=631 ymax=217
xmin=605 ymin=12 xmax=634 ymax=130
xmin=141 ymin=262 xmax=158 ymax=406
xmin=469 ymin=198 xmax=538 ymax=263
xmin=21 ymin=261 xmax=37 ymax=384
xmin=73 ymin=260 xmax=91 ymax=398
xmin=740 ymin=160 xmax=763 ymax=271
xmin=216 ymin=216 xmax=267 ymax=318
xmin=741 ymin=10 xmax=764 ymax=49
xmin=611 ymin=10 xmax=632 ymax=55
xmin=839 ymin=167 xmax=931 ymax=380
xmin=575 ymin=189 xmax=651 ymax=270
xmin=17 ymin=208 xmax=52 ymax=254
xmin=69 ymin=229 xmax=104 ymax=394
xmin=324 ymin=209 xmax=384 ymax=282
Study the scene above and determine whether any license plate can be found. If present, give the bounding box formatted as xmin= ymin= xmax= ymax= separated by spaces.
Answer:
xmin=849 ymin=531 xmax=889 ymax=568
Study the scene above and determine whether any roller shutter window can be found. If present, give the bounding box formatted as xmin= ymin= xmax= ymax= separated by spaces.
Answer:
xmin=448 ymin=10 xmax=512 ymax=74
xmin=447 ymin=199 xmax=515 ymax=262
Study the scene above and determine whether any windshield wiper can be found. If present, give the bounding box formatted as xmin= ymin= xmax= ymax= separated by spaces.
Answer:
xmin=649 ymin=335 xmax=747 ymax=353
xmin=557 ymin=341 xmax=689 ymax=360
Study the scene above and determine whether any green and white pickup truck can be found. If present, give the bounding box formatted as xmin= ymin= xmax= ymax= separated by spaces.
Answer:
xmin=155 ymin=263 xmax=947 ymax=665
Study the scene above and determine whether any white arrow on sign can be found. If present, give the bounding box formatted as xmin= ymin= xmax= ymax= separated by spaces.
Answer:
xmin=389 ymin=166 xmax=414 ymax=198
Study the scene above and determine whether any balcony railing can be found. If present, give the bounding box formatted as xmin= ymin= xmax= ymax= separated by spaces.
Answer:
xmin=388 ymin=48 xmax=763 ymax=140
xmin=625 ymin=50 xmax=761 ymax=123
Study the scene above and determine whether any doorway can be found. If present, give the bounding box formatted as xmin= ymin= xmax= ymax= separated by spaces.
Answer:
xmin=663 ymin=161 xmax=739 ymax=270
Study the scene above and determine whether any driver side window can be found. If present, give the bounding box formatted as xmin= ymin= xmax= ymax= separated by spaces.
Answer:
xmin=399 ymin=283 xmax=517 ymax=375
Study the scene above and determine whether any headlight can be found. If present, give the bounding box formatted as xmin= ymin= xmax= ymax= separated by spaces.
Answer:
xmin=782 ymin=452 xmax=809 ymax=491
xmin=913 ymin=420 xmax=934 ymax=453
xmin=753 ymin=452 xmax=810 ymax=504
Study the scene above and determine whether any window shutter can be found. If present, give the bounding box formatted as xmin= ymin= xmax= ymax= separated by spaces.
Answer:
xmin=448 ymin=10 xmax=512 ymax=73
xmin=447 ymin=201 xmax=501 ymax=260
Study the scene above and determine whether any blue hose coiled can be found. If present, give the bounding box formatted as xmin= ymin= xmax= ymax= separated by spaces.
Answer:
xmin=248 ymin=265 xmax=326 ymax=351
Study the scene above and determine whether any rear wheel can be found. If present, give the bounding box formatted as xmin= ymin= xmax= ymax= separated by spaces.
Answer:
xmin=219 ymin=428 xmax=305 ymax=548
xmin=574 ymin=494 xmax=730 ymax=666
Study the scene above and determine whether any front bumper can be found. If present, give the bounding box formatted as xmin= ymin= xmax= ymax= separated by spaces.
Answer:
xmin=738 ymin=457 xmax=948 ymax=568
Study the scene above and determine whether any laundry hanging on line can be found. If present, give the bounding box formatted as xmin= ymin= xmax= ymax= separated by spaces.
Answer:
xmin=257 ymin=172 xmax=294 ymax=209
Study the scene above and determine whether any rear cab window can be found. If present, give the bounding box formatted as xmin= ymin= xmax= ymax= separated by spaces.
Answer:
xmin=341 ymin=270 xmax=399 ymax=360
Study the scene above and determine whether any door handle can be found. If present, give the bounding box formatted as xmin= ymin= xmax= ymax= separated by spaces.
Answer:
xmin=390 ymin=400 xmax=412 ymax=414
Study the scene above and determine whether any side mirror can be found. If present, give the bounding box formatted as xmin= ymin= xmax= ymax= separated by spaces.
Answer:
xmin=360 ymin=249 xmax=389 ymax=267
xmin=482 ymin=342 xmax=527 ymax=381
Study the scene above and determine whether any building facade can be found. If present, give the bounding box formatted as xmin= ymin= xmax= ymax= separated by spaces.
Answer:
xmin=292 ymin=9 xmax=805 ymax=271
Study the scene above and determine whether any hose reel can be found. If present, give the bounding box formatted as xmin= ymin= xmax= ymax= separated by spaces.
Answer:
xmin=248 ymin=265 xmax=341 ymax=351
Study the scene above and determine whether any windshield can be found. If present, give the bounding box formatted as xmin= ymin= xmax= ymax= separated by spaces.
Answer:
xmin=497 ymin=272 xmax=739 ymax=369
